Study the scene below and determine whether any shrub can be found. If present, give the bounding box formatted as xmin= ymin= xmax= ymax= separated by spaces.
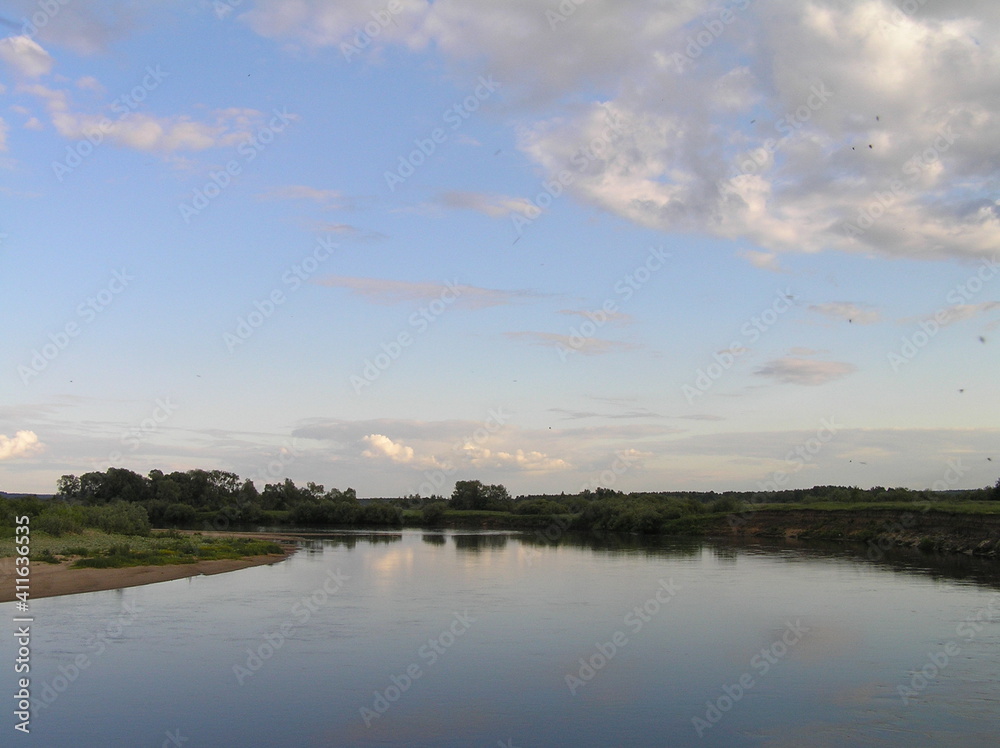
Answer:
xmin=421 ymin=501 xmax=448 ymax=525
xmin=34 ymin=506 xmax=84 ymax=536
xmin=87 ymin=501 xmax=151 ymax=535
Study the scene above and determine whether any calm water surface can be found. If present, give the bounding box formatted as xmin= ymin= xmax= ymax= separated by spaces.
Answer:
xmin=4 ymin=531 xmax=999 ymax=747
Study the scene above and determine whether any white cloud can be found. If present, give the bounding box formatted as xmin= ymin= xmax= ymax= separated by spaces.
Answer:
xmin=0 ymin=117 xmax=8 ymax=151
xmin=516 ymin=2 xmax=1000 ymax=262
xmin=239 ymin=0 xmax=996 ymax=264
xmin=241 ymin=0 xmax=428 ymax=49
xmin=456 ymin=442 xmax=569 ymax=472
xmin=0 ymin=36 xmax=54 ymax=77
xmin=0 ymin=430 xmax=43 ymax=460
xmin=21 ymin=85 xmax=275 ymax=152
xmin=362 ymin=434 xmax=415 ymax=463
xmin=362 ymin=434 xmax=446 ymax=469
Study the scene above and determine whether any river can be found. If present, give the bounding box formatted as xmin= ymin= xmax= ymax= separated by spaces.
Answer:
xmin=4 ymin=530 xmax=998 ymax=747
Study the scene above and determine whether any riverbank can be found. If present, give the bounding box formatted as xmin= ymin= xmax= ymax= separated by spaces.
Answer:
xmin=664 ymin=507 xmax=1000 ymax=557
xmin=0 ymin=532 xmax=300 ymax=602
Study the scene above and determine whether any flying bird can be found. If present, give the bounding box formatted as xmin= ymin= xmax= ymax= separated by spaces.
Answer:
xmin=978 ymin=336 xmax=986 ymax=343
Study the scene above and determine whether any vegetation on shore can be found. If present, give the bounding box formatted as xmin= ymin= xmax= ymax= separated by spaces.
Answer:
xmin=2 ymin=467 xmax=999 ymax=562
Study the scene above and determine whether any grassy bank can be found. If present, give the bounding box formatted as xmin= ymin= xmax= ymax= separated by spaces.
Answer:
xmin=0 ymin=528 xmax=284 ymax=569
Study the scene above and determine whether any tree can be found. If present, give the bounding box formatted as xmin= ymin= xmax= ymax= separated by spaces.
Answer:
xmin=56 ymin=474 xmax=81 ymax=500
xmin=451 ymin=480 xmax=486 ymax=510
xmin=450 ymin=480 xmax=511 ymax=510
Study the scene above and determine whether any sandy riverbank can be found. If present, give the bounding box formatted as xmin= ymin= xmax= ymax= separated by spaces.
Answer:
xmin=0 ymin=533 xmax=300 ymax=602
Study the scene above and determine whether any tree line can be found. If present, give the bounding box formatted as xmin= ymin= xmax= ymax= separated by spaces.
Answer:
xmin=1 ymin=467 xmax=997 ymax=537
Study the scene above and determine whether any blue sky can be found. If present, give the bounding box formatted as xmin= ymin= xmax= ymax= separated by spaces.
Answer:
xmin=1 ymin=0 xmax=998 ymax=497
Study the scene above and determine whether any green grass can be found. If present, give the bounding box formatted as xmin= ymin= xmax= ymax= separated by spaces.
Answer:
xmin=0 ymin=528 xmax=284 ymax=568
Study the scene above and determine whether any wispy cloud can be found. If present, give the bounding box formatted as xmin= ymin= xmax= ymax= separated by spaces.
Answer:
xmin=317 ymin=275 xmax=539 ymax=309
xmin=809 ymin=302 xmax=880 ymax=325
xmin=755 ymin=358 xmax=856 ymax=386
xmin=558 ymin=308 xmax=633 ymax=325
xmin=436 ymin=190 xmax=538 ymax=218
xmin=22 ymin=84 xmax=277 ymax=152
xmin=504 ymin=331 xmax=636 ymax=355
xmin=549 ymin=407 xmax=661 ymax=420
xmin=259 ymin=185 xmax=345 ymax=209
xmin=738 ymin=249 xmax=786 ymax=273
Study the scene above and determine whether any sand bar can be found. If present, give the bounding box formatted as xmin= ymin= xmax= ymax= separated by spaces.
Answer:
xmin=0 ymin=532 xmax=301 ymax=602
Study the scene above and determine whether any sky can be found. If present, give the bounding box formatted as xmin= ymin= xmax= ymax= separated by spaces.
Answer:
xmin=0 ymin=0 xmax=998 ymax=498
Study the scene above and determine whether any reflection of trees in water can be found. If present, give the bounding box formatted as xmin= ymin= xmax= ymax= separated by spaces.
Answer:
xmin=422 ymin=534 xmax=447 ymax=546
xmin=319 ymin=533 xmax=403 ymax=550
xmin=512 ymin=531 xmax=1000 ymax=589
xmin=300 ymin=539 xmax=326 ymax=555
xmin=517 ymin=530 xmax=702 ymax=559
xmin=453 ymin=534 xmax=509 ymax=552
xmin=709 ymin=536 xmax=1000 ymax=591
